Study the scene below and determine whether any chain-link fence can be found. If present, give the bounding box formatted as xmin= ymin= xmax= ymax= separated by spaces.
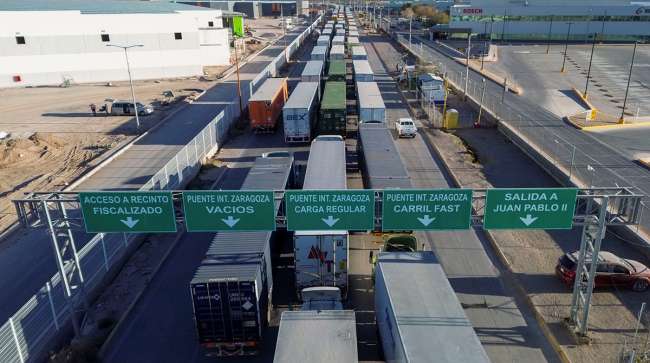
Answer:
xmin=0 ymin=15 xmax=323 ymax=363
xmin=395 ymin=33 xmax=650 ymax=240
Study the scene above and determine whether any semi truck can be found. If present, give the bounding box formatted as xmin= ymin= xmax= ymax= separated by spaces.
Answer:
xmin=294 ymin=136 xmax=349 ymax=297
xmin=374 ymin=252 xmax=491 ymax=363
xmin=318 ymin=82 xmax=347 ymax=137
xmin=283 ymin=82 xmax=319 ymax=143
xmin=356 ymin=81 xmax=385 ymax=123
xmin=248 ymin=77 xmax=288 ymax=133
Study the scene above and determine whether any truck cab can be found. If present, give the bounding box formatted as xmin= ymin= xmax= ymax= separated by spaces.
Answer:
xmin=300 ymin=287 xmax=343 ymax=311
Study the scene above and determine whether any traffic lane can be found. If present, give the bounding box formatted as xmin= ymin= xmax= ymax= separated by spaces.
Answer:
xmin=366 ymin=33 xmax=556 ymax=362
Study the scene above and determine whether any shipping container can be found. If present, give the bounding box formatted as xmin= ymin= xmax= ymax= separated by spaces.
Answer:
xmin=375 ymin=252 xmax=491 ymax=363
xmin=348 ymin=30 xmax=359 ymax=37
xmin=351 ymin=45 xmax=366 ymax=60
xmin=283 ymin=82 xmax=319 ymax=143
xmin=322 ymin=28 xmax=333 ymax=37
xmin=190 ymin=155 xmax=294 ymax=357
xmin=329 ymin=44 xmax=345 ymax=60
xmin=318 ymin=82 xmax=347 ymax=136
xmin=191 ymin=255 xmax=267 ymax=357
xmin=248 ymin=78 xmax=288 ymax=132
xmin=356 ymin=81 xmax=385 ymax=123
xmin=327 ymin=60 xmax=346 ymax=82
xmin=334 ymin=28 xmax=345 ymax=37
xmin=347 ymin=37 xmax=360 ymax=50
xmin=418 ymin=73 xmax=446 ymax=105
xmin=273 ymin=310 xmax=358 ymax=363
xmin=311 ymin=45 xmax=328 ymax=61
xmin=358 ymin=122 xmax=411 ymax=190
xmin=332 ymin=35 xmax=345 ymax=46
xmin=316 ymin=34 xmax=330 ymax=47
xmin=295 ymin=136 xmax=349 ymax=296
xmin=353 ymin=60 xmax=373 ymax=82
xmin=301 ymin=60 xmax=324 ymax=84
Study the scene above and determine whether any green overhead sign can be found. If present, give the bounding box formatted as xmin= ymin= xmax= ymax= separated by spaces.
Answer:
xmin=182 ymin=191 xmax=276 ymax=231
xmin=79 ymin=191 xmax=176 ymax=233
xmin=484 ymin=188 xmax=578 ymax=229
xmin=382 ymin=189 xmax=472 ymax=230
xmin=285 ymin=190 xmax=375 ymax=231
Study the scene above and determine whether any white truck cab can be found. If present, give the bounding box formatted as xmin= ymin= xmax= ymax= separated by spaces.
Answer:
xmin=395 ymin=118 xmax=417 ymax=138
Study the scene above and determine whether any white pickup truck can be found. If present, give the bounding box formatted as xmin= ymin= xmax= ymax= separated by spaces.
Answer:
xmin=395 ymin=118 xmax=417 ymax=138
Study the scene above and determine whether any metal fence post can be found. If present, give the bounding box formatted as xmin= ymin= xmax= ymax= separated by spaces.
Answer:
xmin=123 ymin=232 xmax=128 ymax=248
xmin=175 ymin=155 xmax=182 ymax=184
xmin=100 ymin=234 xmax=109 ymax=271
xmin=9 ymin=317 xmax=25 ymax=363
xmin=46 ymin=281 xmax=60 ymax=331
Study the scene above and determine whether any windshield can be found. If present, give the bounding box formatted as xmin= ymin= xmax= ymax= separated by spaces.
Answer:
xmin=621 ymin=258 xmax=636 ymax=272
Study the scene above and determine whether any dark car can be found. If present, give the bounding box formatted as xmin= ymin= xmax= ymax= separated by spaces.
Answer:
xmin=556 ymin=251 xmax=650 ymax=292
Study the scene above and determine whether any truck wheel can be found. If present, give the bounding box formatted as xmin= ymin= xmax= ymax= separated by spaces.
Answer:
xmin=633 ymin=279 xmax=649 ymax=292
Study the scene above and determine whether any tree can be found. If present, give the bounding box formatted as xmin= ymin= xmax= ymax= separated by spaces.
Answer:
xmin=401 ymin=7 xmax=414 ymax=19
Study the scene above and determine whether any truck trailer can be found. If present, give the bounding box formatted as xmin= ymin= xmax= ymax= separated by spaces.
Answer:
xmin=327 ymin=60 xmax=346 ymax=82
xmin=374 ymin=252 xmax=491 ymax=363
xmin=190 ymin=155 xmax=294 ymax=357
xmin=329 ymin=44 xmax=345 ymax=61
xmin=353 ymin=59 xmax=373 ymax=82
xmin=273 ymin=310 xmax=358 ymax=363
xmin=283 ymin=82 xmax=319 ymax=143
xmin=318 ymin=82 xmax=347 ymax=137
xmin=248 ymin=77 xmax=288 ymax=132
xmin=294 ymin=136 xmax=349 ymax=297
xmin=356 ymin=81 xmax=385 ymax=123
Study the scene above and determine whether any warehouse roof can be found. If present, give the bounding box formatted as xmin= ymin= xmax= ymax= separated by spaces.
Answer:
xmin=0 ymin=0 xmax=211 ymax=14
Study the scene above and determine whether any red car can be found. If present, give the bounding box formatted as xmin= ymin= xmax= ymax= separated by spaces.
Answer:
xmin=556 ymin=251 xmax=650 ymax=292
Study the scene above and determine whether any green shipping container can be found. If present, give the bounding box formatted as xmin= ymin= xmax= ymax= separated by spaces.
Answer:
xmin=319 ymin=82 xmax=347 ymax=137
xmin=233 ymin=16 xmax=244 ymax=37
xmin=328 ymin=60 xmax=346 ymax=82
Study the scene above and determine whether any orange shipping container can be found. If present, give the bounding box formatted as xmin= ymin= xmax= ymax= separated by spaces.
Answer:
xmin=248 ymin=78 xmax=288 ymax=132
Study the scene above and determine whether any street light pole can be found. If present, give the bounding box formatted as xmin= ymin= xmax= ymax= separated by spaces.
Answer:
xmin=560 ymin=22 xmax=573 ymax=73
xmin=464 ymin=33 xmax=473 ymax=100
xmin=546 ymin=16 xmax=554 ymax=54
xmin=583 ymin=33 xmax=598 ymax=99
xmin=233 ymin=38 xmax=244 ymax=121
xmin=619 ymin=41 xmax=638 ymax=124
xmin=409 ymin=15 xmax=412 ymax=47
xmin=107 ymin=44 xmax=144 ymax=131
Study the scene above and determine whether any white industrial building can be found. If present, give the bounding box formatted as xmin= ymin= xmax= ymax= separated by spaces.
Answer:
xmin=0 ymin=0 xmax=231 ymax=88
xmin=449 ymin=0 xmax=650 ymax=41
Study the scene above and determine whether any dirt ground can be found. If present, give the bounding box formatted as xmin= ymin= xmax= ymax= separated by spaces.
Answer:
xmin=0 ymin=17 xmax=292 ymax=234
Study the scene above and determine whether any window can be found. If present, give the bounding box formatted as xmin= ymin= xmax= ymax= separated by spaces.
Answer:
xmin=101 ymin=34 xmax=110 ymax=42
xmin=208 ymin=21 xmax=214 ymax=27
xmin=596 ymin=264 xmax=609 ymax=273
xmin=15 ymin=36 xmax=25 ymax=45
xmin=612 ymin=265 xmax=629 ymax=274
xmin=174 ymin=32 xmax=182 ymax=40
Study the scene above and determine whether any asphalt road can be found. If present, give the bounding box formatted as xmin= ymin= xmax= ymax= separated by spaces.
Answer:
xmin=410 ymin=35 xmax=650 ymax=239
xmin=101 ymin=36 xmax=317 ymax=363
xmin=363 ymin=32 xmax=559 ymax=363
xmin=0 ymin=23 xmax=315 ymax=327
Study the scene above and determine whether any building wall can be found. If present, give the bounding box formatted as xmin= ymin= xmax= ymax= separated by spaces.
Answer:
xmin=450 ymin=2 xmax=650 ymax=40
xmin=0 ymin=9 xmax=229 ymax=88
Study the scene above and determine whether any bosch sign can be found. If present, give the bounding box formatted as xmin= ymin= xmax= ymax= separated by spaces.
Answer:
xmin=463 ymin=8 xmax=483 ymax=14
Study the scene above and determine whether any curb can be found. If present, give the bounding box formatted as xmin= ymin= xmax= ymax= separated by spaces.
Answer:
xmin=570 ymin=87 xmax=597 ymax=112
xmin=419 ymin=129 xmax=572 ymax=363
xmin=97 ymin=229 xmax=186 ymax=359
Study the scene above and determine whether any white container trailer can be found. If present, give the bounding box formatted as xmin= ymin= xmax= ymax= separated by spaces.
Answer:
xmin=273 ymin=310 xmax=358 ymax=363
xmin=348 ymin=30 xmax=359 ymax=37
xmin=301 ymin=60 xmax=324 ymax=84
xmin=322 ymin=28 xmax=333 ymax=37
xmin=353 ymin=60 xmax=373 ymax=82
xmin=351 ymin=45 xmax=367 ymax=60
xmin=283 ymin=82 xmax=319 ymax=143
xmin=329 ymin=44 xmax=345 ymax=60
xmin=357 ymin=81 xmax=385 ymax=123
xmin=317 ymin=35 xmax=331 ymax=47
xmin=332 ymin=35 xmax=345 ymax=46
xmin=311 ymin=46 xmax=328 ymax=61
xmin=294 ymin=136 xmax=349 ymax=298
xmin=375 ymin=252 xmax=491 ymax=363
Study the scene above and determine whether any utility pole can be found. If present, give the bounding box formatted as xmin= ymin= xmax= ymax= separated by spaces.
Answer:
xmin=464 ymin=33 xmax=473 ymax=100
xmin=502 ymin=77 xmax=508 ymax=103
xmin=583 ymin=33 xmax=598 ymax=99
xmin=560 ymin=22 xmax=573 ymax=73
xmin=409 ymin=15 xmax=413 ymax=47
xmin=546 ymin=16 xmax=554 ymax=54
xmin=233 ymin=38 xmax=244 ymax=121
xmin=619 ymin=41 xmax=638 ymax=124
xmin=107 ymin=43 xmax=144 ymax=131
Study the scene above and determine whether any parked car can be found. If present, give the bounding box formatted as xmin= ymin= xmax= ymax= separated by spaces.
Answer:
xmin=556 ymin=251 xmax=650 ymax=292
xmin=109 ymin=100 xmax=154 ymax=116
xmin=395 ymin=118 xmax=417 ymax=138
